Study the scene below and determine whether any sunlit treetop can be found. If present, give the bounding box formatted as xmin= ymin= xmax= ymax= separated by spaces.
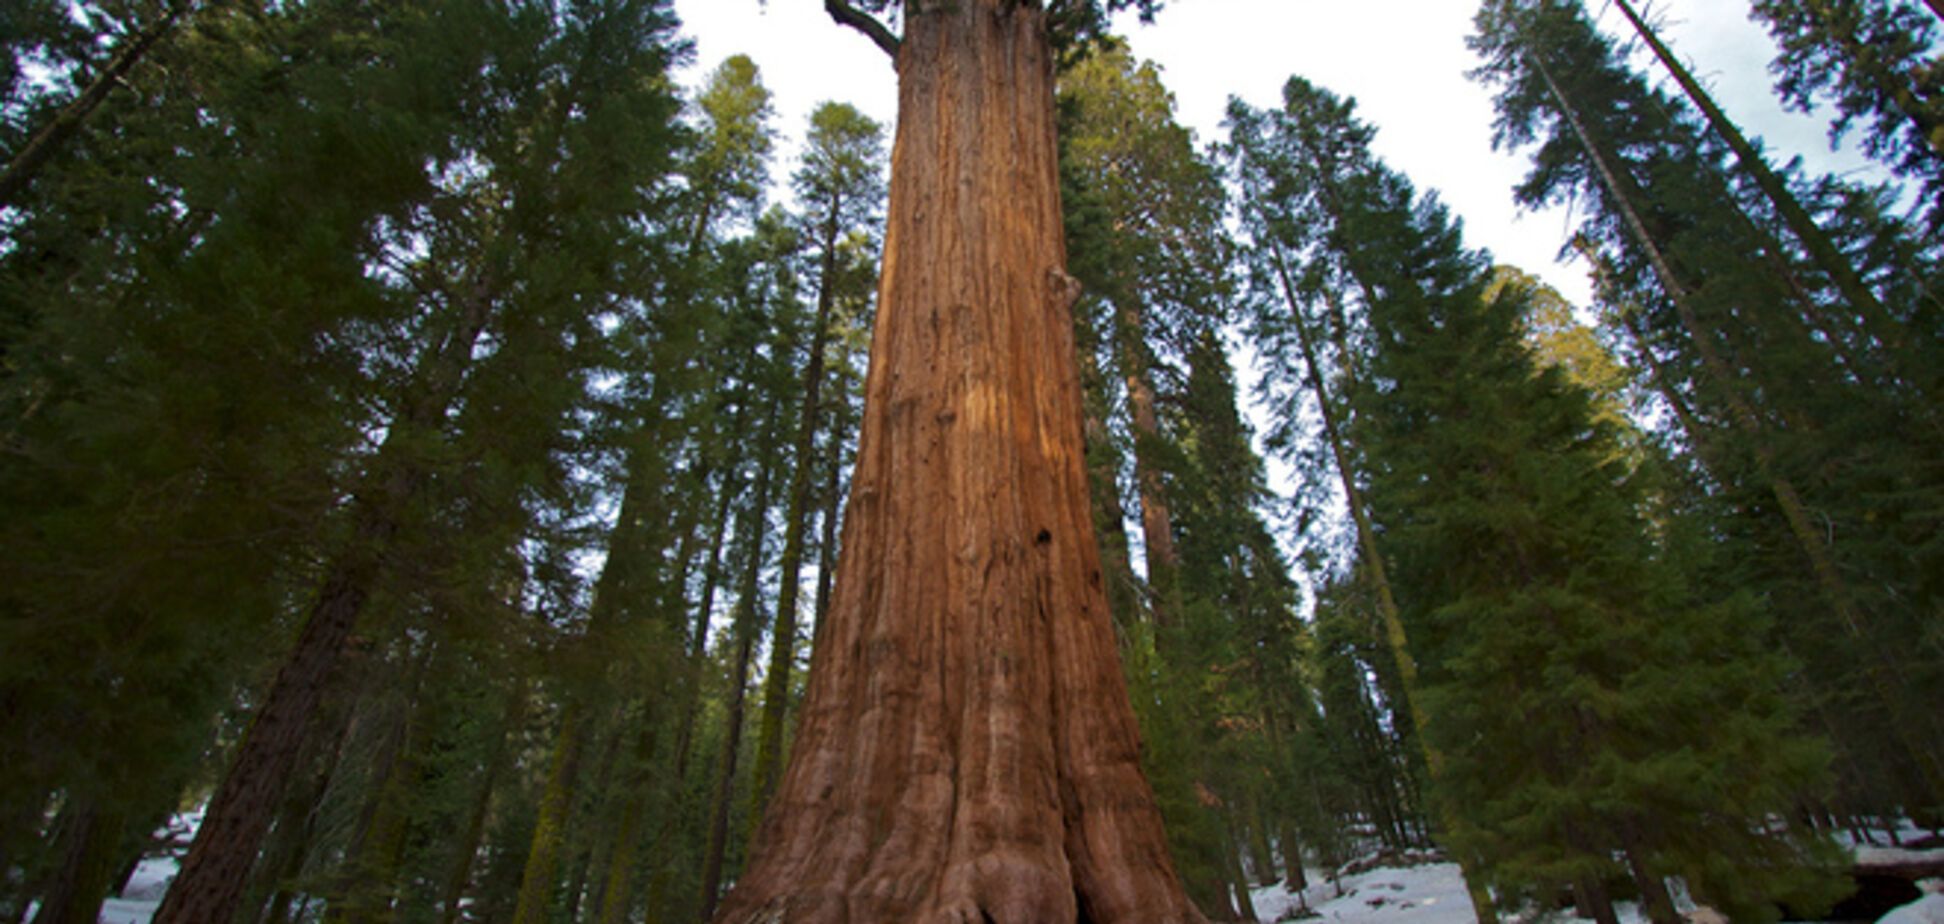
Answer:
xmin=818 ymin=0 xmax=1164 ymax=59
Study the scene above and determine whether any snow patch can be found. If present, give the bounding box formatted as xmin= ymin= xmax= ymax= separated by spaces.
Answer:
xmin=1879 ymin=882 xmax=1944 ymax=924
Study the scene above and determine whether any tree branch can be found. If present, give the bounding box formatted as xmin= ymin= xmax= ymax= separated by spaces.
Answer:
xmin=824 ymin=0 xmax=900 ymax=59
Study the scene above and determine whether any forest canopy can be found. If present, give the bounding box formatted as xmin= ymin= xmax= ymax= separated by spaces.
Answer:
xmin=2 ymin=1 xmax=1939 ymax=923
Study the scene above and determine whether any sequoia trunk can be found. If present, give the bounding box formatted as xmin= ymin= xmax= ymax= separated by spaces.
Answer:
xmin=711 ymin=3 xmax=1201 ymax=921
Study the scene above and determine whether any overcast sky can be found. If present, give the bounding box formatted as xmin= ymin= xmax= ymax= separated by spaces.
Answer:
xmin=661 ymin=0 xmax=1895 ymax=590
xmin=667 ymin=0 xmax=1887 ymax=311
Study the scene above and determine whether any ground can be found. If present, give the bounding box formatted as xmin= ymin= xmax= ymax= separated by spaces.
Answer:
xmin=57 ymin=813 xmax=1944 ymax=922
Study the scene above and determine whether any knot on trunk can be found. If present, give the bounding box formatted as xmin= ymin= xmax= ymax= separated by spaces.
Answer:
xmin=1047 ymin=267 xmax=1083 ymax=311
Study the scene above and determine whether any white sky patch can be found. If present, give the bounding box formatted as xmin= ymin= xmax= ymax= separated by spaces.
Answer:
xmin=670 ymin=0 xmax=1890 ymax=308
xmin=664 ymin=0 xmax=1900 ymax=607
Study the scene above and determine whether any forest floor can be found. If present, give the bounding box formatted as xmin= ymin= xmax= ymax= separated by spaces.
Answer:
xmin=72 ymin=813 xmax=1944 ymax=924
xmin=1247 ymin=823 xmax=1944 ymax=924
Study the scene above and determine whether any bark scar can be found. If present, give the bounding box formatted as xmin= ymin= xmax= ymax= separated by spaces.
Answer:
xmin=1047 ymin=267 xmax=1083 ymax=311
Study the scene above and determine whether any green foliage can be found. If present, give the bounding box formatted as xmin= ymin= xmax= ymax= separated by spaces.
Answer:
xmin=3 ymin=3 xmax=1936 ymax=919
xmin=1472 ymin=0 xmax=1944 ymax=826
xmin=1229 ymin=73 xmax=1844 ymax=913
xmin=1750 ymin=0 xmax=1943 ymax=226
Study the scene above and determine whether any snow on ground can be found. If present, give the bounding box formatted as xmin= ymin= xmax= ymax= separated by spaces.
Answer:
xmin=87 ymin=810 xmax=198 ymax=924
xmin=1877 ymin=882 xmax=1944 ymax=924
xmin=1245 ymin=835 xmax=1944 ymax=924
xmin=1250 ymin=858 xmax=1480 ymax=924
xmin=1247 ymin=856 xmax=1659 ymax=924
xmin=59 ymin=812 xmax=1944 ymax=923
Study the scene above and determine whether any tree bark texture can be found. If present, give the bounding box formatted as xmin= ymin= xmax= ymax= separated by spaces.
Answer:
xmin=511 ymin=705 xmax=586 ymax=924
xmin=30 ymin=802 xmax=125 ymax=924
xmin=153 ymin=278 xmax=495 ymax=924
xmin=712 ymin=3 xmax=1201 ymax=922
xmin=1115 ymin=299 xmax=1179 ymax=627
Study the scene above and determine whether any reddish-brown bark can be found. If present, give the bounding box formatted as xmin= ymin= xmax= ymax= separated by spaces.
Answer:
xmin=711 ymin=3 xmax=1201 ymax=921
xmin=1117 ymin=299 xmax=1180 ymax=624
xmin=153 ymin=284 xmax=494 ymax=924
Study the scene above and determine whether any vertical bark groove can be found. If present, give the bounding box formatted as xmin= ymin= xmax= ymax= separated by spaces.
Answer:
xmin=713 ymin=3 xmax=1199 ymax=921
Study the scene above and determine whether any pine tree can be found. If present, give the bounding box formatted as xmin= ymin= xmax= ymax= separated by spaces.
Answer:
xmin=1228 ymin=79 xmax=1498 ymax=923
xmin=745 ymin=100 xmax=887 ymax=832
xmin=0 ymin=1 xmax=688 ymax=919
xmin=1235 ymin=73 xmax=1845 ymax=921
xmin=1058 ymin=40 xmax=1251 ymax=919
xmin=1750 ymin=0 xmax=1943 ymax=227
xmin=1472 ymin=0 xmax=1944 ymax=818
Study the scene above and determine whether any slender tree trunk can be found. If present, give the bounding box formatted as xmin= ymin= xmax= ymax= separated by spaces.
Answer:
xmin=511 ymin=705 xmax=586 ymax=924
xmin=327 ymin=660 xmax=428 ymax=924
xmin=1613 ymin=0 xmax=1918 ymax=385
xmin=439 ymin=675 xmax=528 ymax=924
xmin=592 ymin=712 xmax=661 ymax=924
xmin=30 ymin=802 xmax=125 ymax=924
xmin=1572 ymin=876 xmax=1620 ymax=924
xmin=1616 ymin=829 xmax=1680 ymax=924
xmin=695 ymin=422 xmax=777 ymax=918
xmin=0 ymin=2 xmax=190 ymax=208
xmin=1244 ymin=807 xmax=1276 ymax=887
xmin=561 ymin=721 xmax=626 ymax=924
xmin=1115 ymin=299 xmax=1181 ymax=627
xmin=1223 ymin=820 xmax=1257 ymax=923
xmin=670 ymin=517 xmax=729 ymax=777
xmin=699 ymin=421 xmax=780 ymax=921
xmin=712 ymin=3 xmax=1201 ymax=921
xmin=748 ymin=208 xmax=843 ymax=824
xmin=510 ymin=415 xmax=685 ymax=924
xmin=1278 ymin=823 xmax=1306 ymax=895
xmin=673 ymin=405 xmax=748 ymax=787
xmin=1081 ymin=356 xmax=1142 ymax=633
xmin=592 ymin=523 xmax=701 ymax=924
xmin=154 ymin=280 xmax=495 ymax=924
xmin=1261 ymin=242 xmax=1499 ymax=924
xmin=811 ymin=370 xmax=849 ymax=649
xmin=1544 ymin=63 xmax=1944 ymax=797
xmin=246 ymin=702 xmax=349 ymax=924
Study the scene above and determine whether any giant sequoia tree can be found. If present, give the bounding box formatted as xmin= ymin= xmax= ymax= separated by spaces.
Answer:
xmin=711 ymin=1 xmax=1202 ymax=921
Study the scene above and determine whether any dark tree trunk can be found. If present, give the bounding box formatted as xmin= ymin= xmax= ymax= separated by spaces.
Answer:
xmin=1618 ymin=833 xmax=1680 ymax=924
xmin=510 ymin=705 xmax=587 ymax=924
xmin=1223 ymin=821 xmax=1257 ymax=923
xmin=699 ymin=420 xmax=781 ymax=921
xmin=439 ymin=676 xmax=526 ymax=924
xmin=0 ymin=2 xmax=188 ymax=209
xmin=712 ymin=3 xmax=1200 ymax=921
xmin=1572 ymin=876 xmax=1619 ymax=924
xmin=31 ymin=801 xmax=125 ymax=924
xmin=811 ymin=373 xmax=848 ymax=648
xmin=153 ymin=282 xmax=495 ymax=924
xmin=155 ymin=550 xmax=389 ymax=924
xmin=748 ymin=207 xmax=842 ymax=822
xmin=1278 ymin=823 xmax=1306 ymax=895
